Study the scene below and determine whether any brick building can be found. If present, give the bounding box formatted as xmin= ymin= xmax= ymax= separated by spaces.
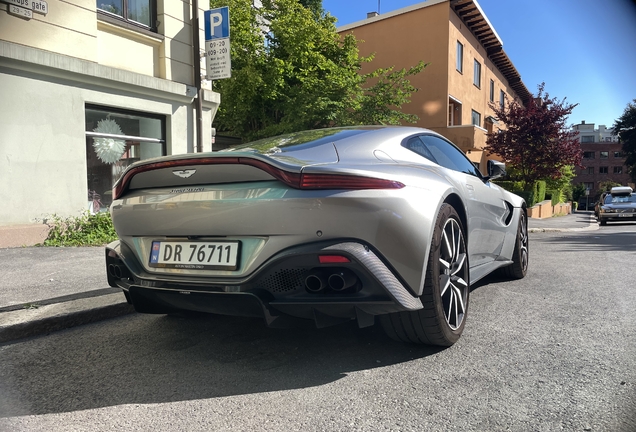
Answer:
xmin=572 ymin=121 xmax=633 ymax=205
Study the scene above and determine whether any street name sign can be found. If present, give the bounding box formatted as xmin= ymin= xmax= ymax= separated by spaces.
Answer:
xmin=1 ymin=0 xmax=48 ymax=15
xmin=204 ymin=7 xmax=231 ymax=81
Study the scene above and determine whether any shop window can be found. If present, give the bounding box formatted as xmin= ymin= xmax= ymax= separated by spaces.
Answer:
xmin=97 ymin=0 xmax=155 ymax=29
xmin=85 ymin=106 xmax=165 ymax=212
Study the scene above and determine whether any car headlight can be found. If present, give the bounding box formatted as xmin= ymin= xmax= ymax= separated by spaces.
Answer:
xmin=601 ymin=208 xmax=615 ymax=213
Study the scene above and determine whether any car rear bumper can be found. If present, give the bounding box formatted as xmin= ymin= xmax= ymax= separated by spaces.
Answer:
xmin=105 ymin=240 xmax=423 ymax=328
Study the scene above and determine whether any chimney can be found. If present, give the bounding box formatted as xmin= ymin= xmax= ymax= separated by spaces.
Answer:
xmin=367 ymin=12 xmax=379 ymax=18
xmin=581 ymin=120 xmax=586 ymax=124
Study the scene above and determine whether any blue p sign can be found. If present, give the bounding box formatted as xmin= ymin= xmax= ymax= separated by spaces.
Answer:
xmin=205 ymin=7 xmax=230 ymax=40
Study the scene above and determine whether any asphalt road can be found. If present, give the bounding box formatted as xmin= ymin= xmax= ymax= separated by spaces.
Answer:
xmin=1 ymin=224 xmax=635 ymax=431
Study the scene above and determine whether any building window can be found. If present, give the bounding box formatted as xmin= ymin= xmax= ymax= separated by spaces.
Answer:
xmin=614 ymin=151 xmax=623 ymax=158
xmin=456 ymin=42 xmax=463 ymax=73
xmin=586 ymin=167 xmax=594 ymax=175
xmin=489 ymin=79 xmax=494 ymax=102
xmin=584 ymin=182 xmax=594 ymax=191
xmin=97 ymin=0 xmax=154 ymax=29
xmin=599 ymin=166 xmax=608 ymax=174
xmin=471 ymin=110 xmax=481 ymax=127
xmin=473 ymin=60 xmax=481 ymax=88
xmin=583 ymin=151 xmax=595 ymax=159
xmin=499 ymin=90 xmax=505 ymax=109
xmin=614 ymin=166 xmax=623 ymax=174
xmin=605 ymin=137 xmax=613 ymax=142
xmin=581 ymin=136 xmax=595 ymax=143
xmin=600 ymin=151 xmax=609 ymax=159
xmin=85 ymin=105 xmax=165 ymax=211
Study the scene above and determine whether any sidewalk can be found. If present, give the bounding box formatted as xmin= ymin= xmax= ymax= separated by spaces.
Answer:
xmin=0 ymin=211 xmax=598 ymax=343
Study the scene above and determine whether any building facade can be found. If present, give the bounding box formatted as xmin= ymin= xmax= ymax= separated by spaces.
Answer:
xmin=337 ymin=0 xmax=531 ymax=172
xmin=571 ymin=121 xmax=633 ymax=203
xmin=0 ymin=0 xmax=220 ymax=246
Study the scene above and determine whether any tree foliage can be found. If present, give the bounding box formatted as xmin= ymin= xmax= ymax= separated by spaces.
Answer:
xmin=612 ymin=99 xmax=636 ymax=182
xmin=485 ymin=83 xmax=581 ymax=190
xmin=209 ymin=0 xmax=426 ymax=141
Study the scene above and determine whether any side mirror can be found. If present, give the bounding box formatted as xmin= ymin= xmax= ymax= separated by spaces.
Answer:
xmin=487 ymin=160 xmax=506 ymax=181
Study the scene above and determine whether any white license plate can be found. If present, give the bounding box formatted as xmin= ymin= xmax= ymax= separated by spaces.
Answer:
xmin=149 ymin=241 xmax=240 ymax=270
xmin=618 ymin=213 xmax=633 ymax=218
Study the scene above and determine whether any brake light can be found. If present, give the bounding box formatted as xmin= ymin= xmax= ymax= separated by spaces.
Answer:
xmin=300 ymin=173 xmax=404 ymax=190
xmin=112 ymin=157 xmax=404 ymax=200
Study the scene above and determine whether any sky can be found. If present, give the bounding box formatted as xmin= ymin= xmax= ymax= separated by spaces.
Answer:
xmin=321 ymin=0 xmax=636 ymax=128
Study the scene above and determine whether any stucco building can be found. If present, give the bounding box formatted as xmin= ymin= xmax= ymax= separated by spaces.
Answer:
xmin=338 ymin=0 xmax=531 ymax=171
xmin=571 ymin=121 xmax=633 ymax=203
xmin=0 ymin=0 xmax=219 ymax=246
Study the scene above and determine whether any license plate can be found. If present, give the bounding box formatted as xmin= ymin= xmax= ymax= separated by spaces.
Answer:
xmin=618 ymin=213 xmax=633 ymax=218
xmin=149 ymin=241 xmax=240 ymax=270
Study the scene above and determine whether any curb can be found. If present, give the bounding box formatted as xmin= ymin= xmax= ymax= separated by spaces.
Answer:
xmin=528 ymin=215 xmax=599 ymax=233
xmin=0 ymin=293 xmax=134 ymax=344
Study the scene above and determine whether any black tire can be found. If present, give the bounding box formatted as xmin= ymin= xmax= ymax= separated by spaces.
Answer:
xmin=498 ymin=209 xmax=529 ymax=279
xmin=600 ymin=219 xmax=607 ymax=226
xmin=380 ymin=204 xmax=469 ymax=346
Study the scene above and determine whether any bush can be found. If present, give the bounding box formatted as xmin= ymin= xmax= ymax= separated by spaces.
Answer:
xmin=494 ymin=181 xmax=524 ymax=193
xmin=534 ymin=181 xmax=547 ymax=203
xmin=43 ymin=212 xmax=118 ymax=247
xmin=545 ymin=189 xmax=561 ymax=206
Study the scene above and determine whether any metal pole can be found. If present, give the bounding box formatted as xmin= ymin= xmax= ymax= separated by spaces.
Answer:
xmin=192 ymin=0 xmax=203 ymax=153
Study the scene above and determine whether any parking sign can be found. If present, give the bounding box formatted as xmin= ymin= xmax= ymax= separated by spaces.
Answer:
xmin=204 ymin=7 xmax=231 ymax=80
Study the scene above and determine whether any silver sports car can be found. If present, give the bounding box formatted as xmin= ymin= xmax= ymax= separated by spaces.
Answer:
xmin=106 ymin=126 xmax=528 ymax=346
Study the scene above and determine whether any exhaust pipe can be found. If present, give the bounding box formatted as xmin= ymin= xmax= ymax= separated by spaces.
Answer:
xmin=108 ymin=263 xmax=131 ymax=280
xmin=328 ymin=269 xmax=357 ymax=291
xmin=305 ymin=271 xmax=327 ymax=293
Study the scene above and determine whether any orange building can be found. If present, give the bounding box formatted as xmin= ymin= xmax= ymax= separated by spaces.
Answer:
xmin=338 ymin=0 xmax=531 ymax=171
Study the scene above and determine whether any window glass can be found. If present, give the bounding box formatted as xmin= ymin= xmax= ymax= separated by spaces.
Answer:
xmin=456 ymin=42 xmax=463 ymax=73
xmin=404 ymin=136 xmax=437 ymax=163
xmin=599 ymin=166 xmax=608 ymax=174
xmin=97 ymin=0 xmax=152 ymax=29
xmin=489 ymin=79 xmax=494 ymax=102
xmin=417 ymin=135 xmax=480 ymax=177
xmin=499 ymin=90 xmax=505 ymax=109
xmin=471 ymin=110 xmax=481 ymax=127
xmin=581 ymin=136 xmax=595 ymax=143
xmin=85 ymin=106 xmax=165 ymax=211
xmin=583 ymin=151 xmax=595 ymax=159
xmin=586 ymin=167 xmax=594 ymax=174
xmin=473 ymin=60 xmax=481 ymax=88
xmin=614 ymin=151 xmax=623 ymax=158
xmin=614 ymin=166 xmax=623 ymax=174
xmin=600 ymin=151 xmax=608 ymax=159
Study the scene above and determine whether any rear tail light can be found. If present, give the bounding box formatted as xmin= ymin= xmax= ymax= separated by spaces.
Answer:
xmin=113 ymin=158 xmax=404 ymax=200
xmin=318 ymin=255 xmax=351 ymax=264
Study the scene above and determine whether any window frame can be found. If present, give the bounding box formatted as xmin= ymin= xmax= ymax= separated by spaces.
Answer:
xmin=96 ymin=0 xmax=157 ymax=33
xmin=600 ymin=151 xmax=609 ymax=159
xmin=489 ymin=79 xmax=494 ymax=102
xmin=499 ymin=90 xmax=505 ymax=109
xmin=583 ymin=151 xmax=595 ymax=159
xmin=613 ymin=166 xmax=623 ymax=174
xmin=599 ymin=166 xmax=608 ymax=174
xmin=456 ymin=41 xmax=463 ymax=73
xmin=473 ymin=59 xmax=481 ymax=88
xmin=471 ymin=109 xmax=481 ymax=127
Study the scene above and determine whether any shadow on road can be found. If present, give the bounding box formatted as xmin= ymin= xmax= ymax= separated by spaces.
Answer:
xmin=534 ymin=230 xmax=636 ymax=253
xmin=0 ymin=313 xmax=444 ymax=417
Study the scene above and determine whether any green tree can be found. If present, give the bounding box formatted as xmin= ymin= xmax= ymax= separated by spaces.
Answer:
xmin=486 ymin=83 xmax=581 ymax=190
xmin=612 ymin=99 xmax=636 ymax=182
xmin=210 ymin=0 xmax=426 ymax=141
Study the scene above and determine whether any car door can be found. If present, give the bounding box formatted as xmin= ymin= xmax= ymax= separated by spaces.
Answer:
xmin=415 ymin=135 xmax=509 ymax=268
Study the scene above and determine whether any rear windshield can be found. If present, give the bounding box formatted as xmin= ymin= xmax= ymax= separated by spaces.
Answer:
xmin=225 ymin=128 xmax=371 ymax=154
xmin=605 ymin=194 xmax=636 ymax=204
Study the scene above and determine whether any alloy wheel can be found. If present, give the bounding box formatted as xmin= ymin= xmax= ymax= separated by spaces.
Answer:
xmin=438 ymin=218 xmax=468 ymax=330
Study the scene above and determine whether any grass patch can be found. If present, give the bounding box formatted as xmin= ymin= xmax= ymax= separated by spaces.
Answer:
xmin=43 ymin=212 xmax=118 ymax=247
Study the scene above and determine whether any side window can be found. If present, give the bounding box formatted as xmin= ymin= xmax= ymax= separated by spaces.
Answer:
xmin=404 ymin=137 xmax=437 ymax=163
xmin=418 ymin=135 xmax=481 ymax=177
